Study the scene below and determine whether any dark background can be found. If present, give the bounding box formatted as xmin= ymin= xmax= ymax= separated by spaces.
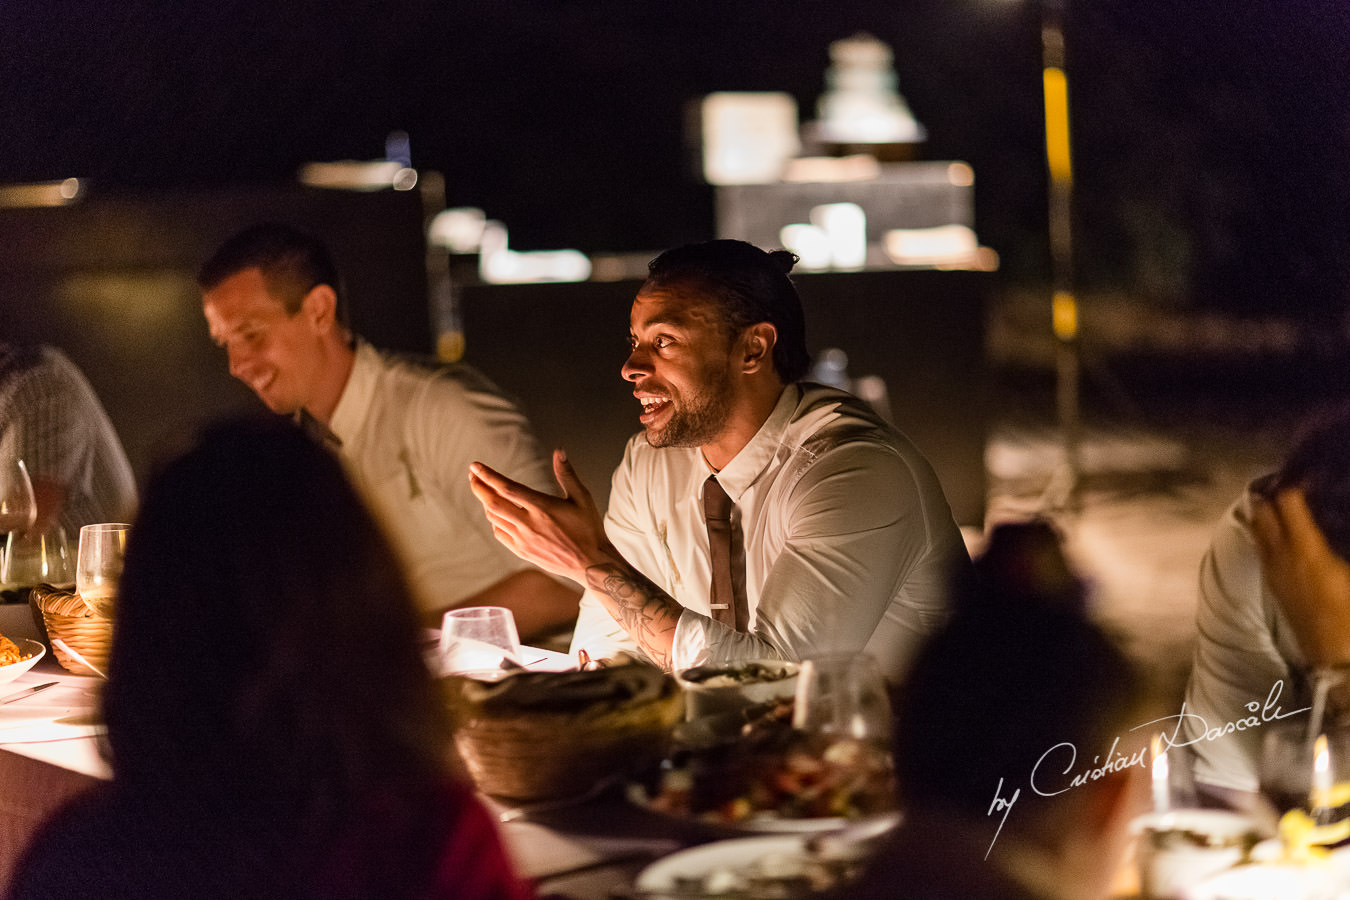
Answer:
xmin=3 ymin=0 xmax=1348 ymax=323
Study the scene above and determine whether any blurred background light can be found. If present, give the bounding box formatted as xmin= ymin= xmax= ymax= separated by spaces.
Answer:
xmin=298 ymin=160 xmax=418 ymax=191
xmin=0 ymin=178 xmax=84 ymax=209
xmin=700 ymin=92 xmax=800 ymax=186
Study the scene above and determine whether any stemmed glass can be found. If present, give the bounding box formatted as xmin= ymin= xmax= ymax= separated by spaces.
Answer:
xmin=792 ymin=652 xmax=893 ymax=744
xmin=789 ymin=652 xmax=898 ymax=818
xmin=439 ymin=606 xmax=522 ymax=677
xmin=0 ymin=457 xmax=36 ymax=535
xmin=2 ymin=527 xmax=72 ymax=588
xmin=76 ymin=523 xmax=130 ymax=617
xmin=1257 ymin=711 xmax=1350 ymax=832
xmin=0 ymin=457 xmax=37 ymax=589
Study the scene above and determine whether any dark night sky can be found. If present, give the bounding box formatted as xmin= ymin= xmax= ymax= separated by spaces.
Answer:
xmin=3 ymin=0 xmax=1349 ymax=320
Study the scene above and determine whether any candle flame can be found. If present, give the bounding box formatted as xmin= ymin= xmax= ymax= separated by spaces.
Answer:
xmin=1151 ymin=733 xmax=1170 ymax=813
xmin=1311 ymin=733 xmax=1332 ymax=810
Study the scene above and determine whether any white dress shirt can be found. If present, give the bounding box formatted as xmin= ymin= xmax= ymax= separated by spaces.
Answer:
xmin=329 ymin=342 xmax=557 ymax=615
xmin=570 ymin=383 xmax=967 ymax=681
xmin=1183 ymin=480 xmax=1311 ymax=792
xmin=0 ymin=344 xmax=137 ymax=537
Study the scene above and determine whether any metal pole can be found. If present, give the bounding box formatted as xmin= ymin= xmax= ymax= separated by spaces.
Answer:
xmin=1041 ymin=0 xmax=1081 ymax=512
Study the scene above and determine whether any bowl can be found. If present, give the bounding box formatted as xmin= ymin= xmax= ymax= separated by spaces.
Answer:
xmin=676 ymin=659 xmax=799 ymax=721
xmin=444 ymin=660 xmax=683 ymax=803
xmin=0 ymin=640 xmax=46 ymax=685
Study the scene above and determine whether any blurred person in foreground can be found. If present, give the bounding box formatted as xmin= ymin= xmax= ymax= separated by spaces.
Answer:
xmin=0 ymin=341 xmax=136 ymax=537
xmin=843 ymin=520 xmax=1148 ymax=900
xmin=6 ymin=417 xmax=534 ymax=900
xmin=469 ymin=239 xmax=967 ymax=680
xmin=197 ymin=224 xmax=579 ymax=642
xmin=1184 ymin=406 xmax=1350 ymax=804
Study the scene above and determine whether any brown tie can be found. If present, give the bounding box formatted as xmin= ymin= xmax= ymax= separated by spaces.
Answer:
xmin=703 ymin=476 xmax=748 ymax=632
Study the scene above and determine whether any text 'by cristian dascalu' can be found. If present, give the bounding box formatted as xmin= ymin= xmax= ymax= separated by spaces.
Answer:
xmin=982 ymin=680 xmax=1310 ymax=858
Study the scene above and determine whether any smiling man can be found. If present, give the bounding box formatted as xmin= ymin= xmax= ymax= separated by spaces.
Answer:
xmin=198 ymin=223 xmax=580 ymax=640
xmin=470 ymin=239 xmax=967 ymax=678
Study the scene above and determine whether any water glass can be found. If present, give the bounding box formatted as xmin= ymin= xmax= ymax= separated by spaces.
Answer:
xmin=792 ymin=652 xmax=893 ymax=745
xmin=76 ymin=523 xmax=130 ymax=617
xmin=439 ymin=606 xmax=522 ymax=677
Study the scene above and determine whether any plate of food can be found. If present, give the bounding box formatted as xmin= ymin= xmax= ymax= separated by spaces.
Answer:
xmin=0 ymin=636 xmax=45 ymax=685
xmin=628 ymin=699 xmax=897 ymax=835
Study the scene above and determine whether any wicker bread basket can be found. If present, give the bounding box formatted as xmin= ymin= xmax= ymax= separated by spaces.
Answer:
xmin=29 ymin=583 xmax=111 ymax=676
xmin=443 ymin=659 xmax=683 ymax=803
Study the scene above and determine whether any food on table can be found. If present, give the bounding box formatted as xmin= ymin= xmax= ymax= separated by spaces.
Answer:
xmin=637 ymin=700 xmax=896 ymax=825
xmin=0 ymin=633 xmax=32 ymax=667
xmin=677 ymin=660 xmax=800 ymax=721
xmin=680 ymin=661 xmax=796 ymax=689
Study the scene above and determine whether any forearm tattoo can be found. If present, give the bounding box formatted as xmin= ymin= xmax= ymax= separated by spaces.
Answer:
xmin=585 ymin=562 xmax=681 ymax=671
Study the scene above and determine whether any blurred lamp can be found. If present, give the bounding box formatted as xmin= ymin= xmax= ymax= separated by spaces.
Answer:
xmin=298 ymin=160 xmax=418 ymax=191
xmin=701 ymin=92 xmax=800 ymax=185
xmin=0 ymin=178 xmax=83 ymax=208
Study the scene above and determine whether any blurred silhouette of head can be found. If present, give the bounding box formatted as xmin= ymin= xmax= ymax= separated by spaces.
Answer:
xmin=1270 ymin=404 xmax=1350 ymax=561
xmin=643 ymin=239 xmax=811 ymax=383
xmin=103 ymin=415 xmax=449 ymax=806
xmin=894 ymin=520 xmax=1144 ymax=849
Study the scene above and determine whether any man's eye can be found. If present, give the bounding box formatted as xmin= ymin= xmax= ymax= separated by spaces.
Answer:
xmin=653 ymin=336 xmax=673 ymax=350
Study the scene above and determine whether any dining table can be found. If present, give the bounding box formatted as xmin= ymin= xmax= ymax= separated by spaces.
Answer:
xmin=0 ymin=605 xmax=1168 ymax=900
xmin=0 ymin=622 xmax=781 ymax=900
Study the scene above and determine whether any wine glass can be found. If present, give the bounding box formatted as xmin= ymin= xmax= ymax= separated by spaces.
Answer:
xmin=439 ymin=606 xmax=522 ymax=678
xmin=1257 ymin=718 xmax=1350 ymax=829
xmin=0 ymin=457 xmax=37 ymax=591
xmin=2 ymin=526 xmax=73 ymax=587
xmin=76 ymin=522 xmax=130 ymax=617
xmin=0 ymin=457 xmax=36 ymax=531
xmin=789 ymin=652 xmax=898 ymax=818
xmin=792 ymin=652 xmax=893 ymax=744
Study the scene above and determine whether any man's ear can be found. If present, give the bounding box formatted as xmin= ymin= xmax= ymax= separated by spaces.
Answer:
xmin=741 ymin=323 xmax=777 ymax=374
xmin=300 ymin=284 xmax=340 ymax=333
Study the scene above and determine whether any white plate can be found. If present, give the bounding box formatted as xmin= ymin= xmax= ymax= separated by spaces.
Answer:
xmin=635 ymin=834 xmax=809 ymax=893
xmin=0 ymin=640 xmax=45 ymax=684
xmin=732 ymin=815 xmax=848 ymax=834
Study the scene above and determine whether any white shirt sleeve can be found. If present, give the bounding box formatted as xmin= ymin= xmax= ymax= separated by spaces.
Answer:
xmin=1183 ymin=487 xmax=1306 ymax=792
xmin=402 ymin=369 xmax=555 ymax=604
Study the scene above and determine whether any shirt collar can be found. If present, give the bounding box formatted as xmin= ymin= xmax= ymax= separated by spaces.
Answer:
xmin=706 ymin=384 xmax=801 ymax=502
xmin=327 ymin=339 xmax=378 ymax=447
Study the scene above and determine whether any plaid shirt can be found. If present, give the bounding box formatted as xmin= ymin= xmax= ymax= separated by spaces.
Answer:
xmin=0 ymin=344 xmax=137 ymax=539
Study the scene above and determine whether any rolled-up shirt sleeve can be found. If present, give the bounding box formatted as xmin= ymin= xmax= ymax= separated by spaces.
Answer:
xmin=1184 ymin=488 xmax=1307 ymax=793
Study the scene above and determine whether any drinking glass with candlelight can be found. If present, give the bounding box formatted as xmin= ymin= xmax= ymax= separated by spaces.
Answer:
xmin=1257 ymin=719 xmax=1350 ymax=831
